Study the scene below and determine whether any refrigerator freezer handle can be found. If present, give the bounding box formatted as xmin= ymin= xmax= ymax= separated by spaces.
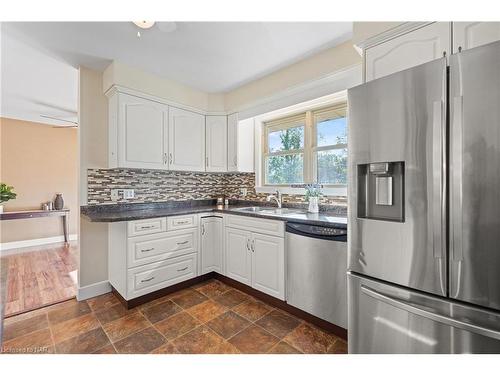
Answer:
xmin=361 ymin=285 xmax=500 ymax=341
xmin=432 ymin=100 xmax=446 ymax=260
xmin=451 ymin=96 xmax=464 ymax=262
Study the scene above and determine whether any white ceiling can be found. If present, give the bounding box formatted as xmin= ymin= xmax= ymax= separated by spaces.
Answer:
xmin=1 ymin=31 xmax=78 ymax=126
xmin=2 ymin=22 xmax=352 ymax=93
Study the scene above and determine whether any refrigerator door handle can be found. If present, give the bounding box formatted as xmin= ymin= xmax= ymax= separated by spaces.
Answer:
xmin=361 ymin=285 xmax=500 ymax=341
xmin=451 ymin=96 xmax=464 ymax=262
xmin=432 ymin=100 xmax=445 ymax=260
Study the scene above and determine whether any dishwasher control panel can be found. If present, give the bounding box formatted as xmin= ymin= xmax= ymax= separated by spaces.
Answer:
xmin=286 ymin=222 xmax=347 ymax=241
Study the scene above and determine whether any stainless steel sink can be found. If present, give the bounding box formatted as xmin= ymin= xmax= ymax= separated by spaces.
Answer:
xmin=232 ymin=206 xmax=304 ymax=216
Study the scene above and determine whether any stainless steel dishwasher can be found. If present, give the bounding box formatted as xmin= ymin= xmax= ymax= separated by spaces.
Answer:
xmin=286 ymin=222 xmax=347 ymax=328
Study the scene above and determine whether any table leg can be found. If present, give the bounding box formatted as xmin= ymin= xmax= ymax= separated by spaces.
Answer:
xmin=63 ymin=213 xmax=69 ymax=246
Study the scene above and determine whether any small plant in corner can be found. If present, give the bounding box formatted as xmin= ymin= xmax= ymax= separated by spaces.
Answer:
xmin=0 ymin=183 xmax=17 ymax=213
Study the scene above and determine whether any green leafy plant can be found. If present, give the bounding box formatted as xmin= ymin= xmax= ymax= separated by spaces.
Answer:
xmin=304 ymin=184 xmax=322 ymax=201
xmin=0 ymin=183 xmax=17 ymax=203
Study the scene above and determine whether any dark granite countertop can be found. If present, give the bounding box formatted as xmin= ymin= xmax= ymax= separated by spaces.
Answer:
xmin=81 ymin=199 xmax=347 ymax=229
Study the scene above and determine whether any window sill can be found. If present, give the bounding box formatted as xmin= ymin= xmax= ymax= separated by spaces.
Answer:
xmin=255 ymin=185 xmax=347 ymax=197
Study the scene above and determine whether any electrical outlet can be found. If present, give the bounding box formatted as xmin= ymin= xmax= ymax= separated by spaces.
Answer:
xmin=110 ymin=189 xmax=119 ymax=201
xmin=240 ymin=188 xmax=247 ymax=197
xmin=123 ymin=189 xmax=135 ymax=199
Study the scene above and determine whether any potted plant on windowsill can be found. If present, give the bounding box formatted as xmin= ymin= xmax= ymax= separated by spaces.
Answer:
xmin=0 ymin=183 xmax=17 ymax=214
xmin=304 ymin=184 xmax=322 ymax=213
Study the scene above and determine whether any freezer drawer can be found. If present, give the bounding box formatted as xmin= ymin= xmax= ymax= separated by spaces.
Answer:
xmin=348 ymin=272 xmax=500 ymax=353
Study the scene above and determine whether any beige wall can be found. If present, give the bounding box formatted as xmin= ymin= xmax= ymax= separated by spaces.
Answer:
xmin=223 ymin=40 xmax=361 ymax=112
xmin=0 ymin=117 xmax=78 ymax=243
xmin=78 ymin=67 xmax=109 ymax=289
xmin=352 ymin=22 xmax=404 ymax=45
xmin=102 ymin=61 xmax=225 ymax=113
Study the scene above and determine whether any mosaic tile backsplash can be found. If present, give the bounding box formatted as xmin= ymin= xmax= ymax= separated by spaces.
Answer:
xmin=87 ymin=169 xmax=347 ymax=209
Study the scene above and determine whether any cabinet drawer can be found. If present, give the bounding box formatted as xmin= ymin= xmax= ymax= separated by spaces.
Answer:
xmin=127 ymin=254 xmax=197 ymax=299
xmin=128 ymin=217 xmax=167 ymax=237
xmin=167 ymin=214 xmax=197 ymax=230
xmin=127 ymin=229 xmax=197 ymax=268
xmin=224 ymin=214 xmax=284 ymax=237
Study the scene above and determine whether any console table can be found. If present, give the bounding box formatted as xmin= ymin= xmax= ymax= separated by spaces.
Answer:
xmin=0 ymin=208 xmax=70 ymax=245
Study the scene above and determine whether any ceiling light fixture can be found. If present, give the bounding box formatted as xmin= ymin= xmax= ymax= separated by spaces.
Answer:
xmin=133 ymin=21 xmax=155 ymax=37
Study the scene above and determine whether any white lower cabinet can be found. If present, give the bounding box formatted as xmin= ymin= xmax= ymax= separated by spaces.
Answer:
xmin=200 ymin=216 xmax=223 ymax=275
xmin=224 ymin=216 xmax=285 ymax=300
xmin=251 ymin=233 xmax=284 ymax=299
xmin=225 ymin=227 xmax=252 ymax=286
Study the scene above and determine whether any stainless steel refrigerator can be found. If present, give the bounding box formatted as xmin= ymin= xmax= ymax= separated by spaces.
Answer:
xmin=347 ymin=40 xmax=500 ymax=353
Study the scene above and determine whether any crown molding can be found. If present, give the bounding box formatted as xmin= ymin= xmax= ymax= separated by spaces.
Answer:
xmin=104 ymin=85 xmax=227 ymax=116
xmin=355 ymin=22 xmax=435 ymax=51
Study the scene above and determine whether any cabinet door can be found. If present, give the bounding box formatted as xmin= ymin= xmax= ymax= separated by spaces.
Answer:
xmin=251 ymin=233 xmax=285 ymax=300
xmin=206 ymin=116 xmax=227 ymax=172
xmin=453 ymin=22 xmax=500 ymax=53
xmin=118 ymin=93 xmax=169 ymax=169
xmin=227 ymin=113 xmax=238 ymax=171
xmin=365 ymin=22 xmax=451 ymax=82
xmin=201 ymin=217 xmax=223 ymax=274
xmin=224 ymin=227 xmax=252 ymax=286
xmin=168 ymin=107 xmax=205 ymax=171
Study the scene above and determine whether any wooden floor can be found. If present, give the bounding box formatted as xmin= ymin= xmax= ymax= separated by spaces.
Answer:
xmin=1 ymin=244 xmax=78 ymax=317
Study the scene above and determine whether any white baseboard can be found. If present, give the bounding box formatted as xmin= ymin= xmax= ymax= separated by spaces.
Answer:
xmin=77 ymin=280 xmax=112 ymax=301
xmin=0 ymin=234 xmax=78 ymax=254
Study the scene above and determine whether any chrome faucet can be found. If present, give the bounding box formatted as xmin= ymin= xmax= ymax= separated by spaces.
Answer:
xmin=266 ymin=190 xmax=282 ymax=208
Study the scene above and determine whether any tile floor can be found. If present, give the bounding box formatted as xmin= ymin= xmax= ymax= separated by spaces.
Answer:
xmin=1 ymin=278 xmax=347 ymax=354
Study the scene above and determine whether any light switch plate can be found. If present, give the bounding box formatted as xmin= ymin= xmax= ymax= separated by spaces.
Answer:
xmin=240 ymin=188 xmax=247 ymax=197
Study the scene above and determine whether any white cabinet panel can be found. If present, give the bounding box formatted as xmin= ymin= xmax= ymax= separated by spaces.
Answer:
xmin=117 ymin=93 xmax=169 ymax=169
xmin=365 ymin=22 xmax=451 ymax=82
xmin=251 ymin=233 xmax=285 ymax=300
xmin=127 ymin=217 xmax=167 ymax=237
xmin=127 ymin=229 xmax=197 ymax=268
xmin=227 ymin=113 xmax=238 ymax=171
xmin=168 ymin=107 xmax=206 ymax=171
xmin=206 ymin=116 xmax=227 ymax=172
xmin=167 ymin=214 xmax=197 ymax=230
xmin=127 ymin=253 xmax=197 ymax=299
xmin=201 ymin=217 xmax=223 ymax=274
xmin=224 ymin=214 xmax=284 ymax=237
xmin=225 ymin=227 xmax=252 ymax=286
xmin=227 ymin=114 xmax=254 ymax=173
xmin=453 ymin=22 xmax=500 ymax=53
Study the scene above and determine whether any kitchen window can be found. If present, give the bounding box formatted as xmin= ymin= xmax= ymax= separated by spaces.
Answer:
xmin=262 ymin=103 xmax=347 ymax=187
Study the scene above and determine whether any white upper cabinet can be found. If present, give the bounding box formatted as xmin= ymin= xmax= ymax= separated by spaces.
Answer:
xmin=227 ymin=113 xmax=238 ymax=172
xmin=110 ymin=93 xmax=169 ymax=169
xmin=168 ymin=107 xmax=206 ymax=171
xmin=227 ymin=113 xmax=255 ymax=173
xmin=453 ymin=22 xmax=500 ymax=53
xmin=205 ymin=116 xmax=228 ymax=172
xmin=365 ymin=22 xmax=451 ymax=82
xmin=200 ymin=216 xmax=223 ymax=275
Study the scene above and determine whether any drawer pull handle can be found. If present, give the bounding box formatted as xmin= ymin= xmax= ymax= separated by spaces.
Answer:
xmin=141 ymin=248 xmax=155 ymax=253
xmin=139 ymin=225 xmax=155 ymax=230
xmin=176 ymin=241 xmax=189 ymax=245
xmin=141 ymin=276 xmax=155 ymax=283
xmin=175 ymin=220 xmax=190 ymax=225
xmin=177 ymin=266 xmax=188 ymax=272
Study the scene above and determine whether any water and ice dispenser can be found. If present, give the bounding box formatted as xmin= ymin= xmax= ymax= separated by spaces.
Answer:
xmin=357 ymin=161 xmax=405 ymax=222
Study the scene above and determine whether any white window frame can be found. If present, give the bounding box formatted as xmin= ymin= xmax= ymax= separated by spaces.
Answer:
xmin=254 ymin=91 xmax=348 ymax=196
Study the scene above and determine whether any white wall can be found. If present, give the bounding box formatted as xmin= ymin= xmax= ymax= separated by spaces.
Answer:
xmin=78 ymin=67 xmax=109 ymax=293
